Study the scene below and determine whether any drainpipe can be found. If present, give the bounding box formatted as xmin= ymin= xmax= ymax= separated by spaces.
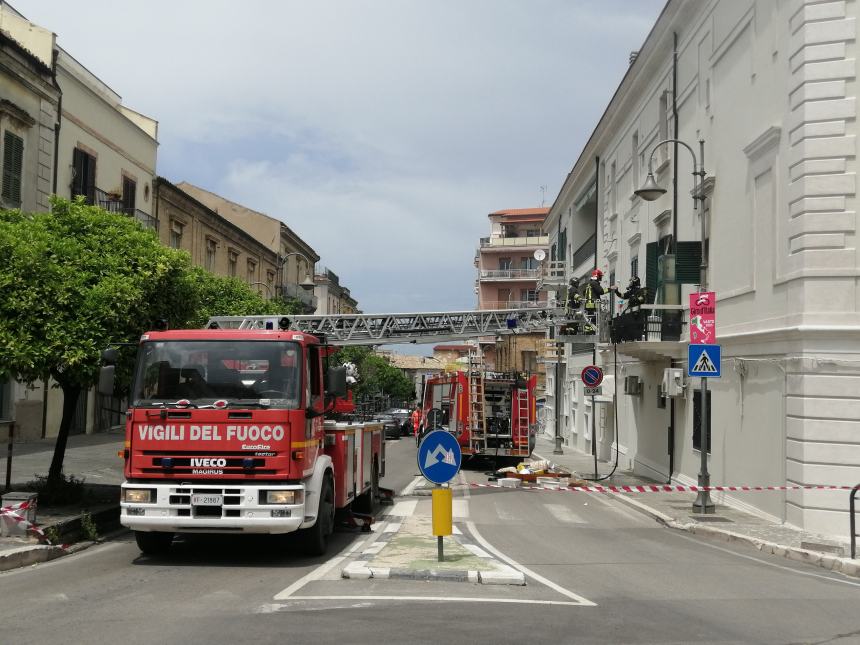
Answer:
xmin=51 ymin=47 xmax=61 ymax=196
xmin=667 ymin=31 xmax=680 ymax=482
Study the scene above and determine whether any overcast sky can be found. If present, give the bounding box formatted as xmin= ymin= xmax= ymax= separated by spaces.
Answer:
xmin=15 ymin=0 xmax=663 ymax=341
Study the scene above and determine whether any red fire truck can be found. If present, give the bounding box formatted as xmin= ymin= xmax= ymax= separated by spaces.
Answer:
xmin=421 ymin=369 xmax=537 ymax=464
xmin=99 ymin=324 xmax=383 ymax=556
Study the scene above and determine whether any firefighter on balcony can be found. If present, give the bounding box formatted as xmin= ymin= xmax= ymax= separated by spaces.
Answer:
xmin=580 ymin=269 xmax=605 ymax=334
xmin=611 ymin=275 xmax=647 ymax=312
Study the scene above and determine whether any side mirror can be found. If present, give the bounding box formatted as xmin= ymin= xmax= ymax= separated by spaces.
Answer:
xmin=326 ymin=366 xmax=347 ymax=398
xmin=101 ymin=348 xmax=118 ymax=365
xmin=98 ymin=365 xmax=116 ymax=397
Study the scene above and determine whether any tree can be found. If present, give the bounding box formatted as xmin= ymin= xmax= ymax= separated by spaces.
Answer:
xmin=332 ymin=347 xmax=415 ymax=405
xmin=0 ymin=199 xmax=200 ymax=483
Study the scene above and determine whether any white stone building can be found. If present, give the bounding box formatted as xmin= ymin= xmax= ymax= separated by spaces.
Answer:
xmin=543 ymin=0 xmax=860 ymax=539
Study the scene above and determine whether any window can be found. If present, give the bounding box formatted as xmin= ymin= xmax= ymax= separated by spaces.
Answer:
xmin=557 ymin=229 xmax=567 ymax=262
xmin=631 ymin=131 xmax=639 ymax=191
xmin=266 ymin=270 xmax=275 ymax=288
xmin=2 ymin=131 xmax=24 ymax=207
xmin=169 ymin=220 xmax=183 ymax=249
xmin=228 ymin=250 xmax=238 ymax=277
xmin=521 ymin=257 xmax=537 ymax=270
xmin=520 ymin=289 xmax=538 ymax=302
xmin=692 ymin=388 xmax=712 ymax=453
xmin=658 ymin=91 xmax=669 ymax=163
xmin=525 ymin=229 xmax=540 ymax=237
xmin=499 ymin=257 xmax=512 ymax=270
xmin=71 ymin=147 xmax=96 ymax=203
xmin=205 ymin=238 xmax=217 ymax=271
xmin=0 ymin=378 xmax=10 ymax=420
xmin=247 ymin=260 xmax=256 ymax=284
xmin=609 ymin=160 xmax=617 ymax=215
xmin=122 ymin=176 xmax=136 ymax=213
xmin=631 ymin=255 xmax=639 ymax=279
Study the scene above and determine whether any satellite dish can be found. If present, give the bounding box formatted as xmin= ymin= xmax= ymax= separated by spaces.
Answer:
xmin=533 ymin=249 xmax=547 ymax=262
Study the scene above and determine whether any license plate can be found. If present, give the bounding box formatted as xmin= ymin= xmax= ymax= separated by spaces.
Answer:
xmin=191 ymin=494 xmax=223 ymax=506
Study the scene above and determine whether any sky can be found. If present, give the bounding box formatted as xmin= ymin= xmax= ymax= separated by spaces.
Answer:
xmin=14 ymin=0 xmax=664 ymax=346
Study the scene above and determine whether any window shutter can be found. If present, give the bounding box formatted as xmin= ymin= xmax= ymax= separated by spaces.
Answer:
xmin=645 ymin=241 xmax=658 ymax=303
xmin=2 ymin=132 xmax=24 ymax=206
xmin=85 ymin=154 xmax=96 ymax=203
xmin=675 ymin=241 xmax=702 ymax=285
xmin=72 ymin=147 xmax=84 ymax=197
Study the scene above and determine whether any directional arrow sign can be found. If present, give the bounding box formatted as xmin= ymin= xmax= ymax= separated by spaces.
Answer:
xmin=417 ymin=430 xmax=462 ymax=485
xmin=688 ymin=344 xmax=721 ymax=378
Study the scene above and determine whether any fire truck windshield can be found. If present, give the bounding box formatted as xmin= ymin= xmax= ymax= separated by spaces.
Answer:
xmin=131 ymin=340 xmax=302 ymax=409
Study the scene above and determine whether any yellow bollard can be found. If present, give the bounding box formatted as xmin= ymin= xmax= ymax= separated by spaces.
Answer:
xmin=432 ymin=487 xmax=453 ymax=562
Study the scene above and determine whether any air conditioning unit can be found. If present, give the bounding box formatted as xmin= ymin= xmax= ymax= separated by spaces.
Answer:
xmin=662 ymin=368 xmax=686 ymax=397
xmin=623 ymin=375 xmax=642 ymax=396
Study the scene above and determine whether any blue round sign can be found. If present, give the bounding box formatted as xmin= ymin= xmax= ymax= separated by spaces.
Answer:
xmin=581 ymin=365 xmax=603 ymax=387
xmin=417 ymin=430 xmax=462 ymax=485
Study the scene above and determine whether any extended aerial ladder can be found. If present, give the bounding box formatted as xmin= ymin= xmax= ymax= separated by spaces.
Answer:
xmin=467 ymin=349 xmax=487 ymax=453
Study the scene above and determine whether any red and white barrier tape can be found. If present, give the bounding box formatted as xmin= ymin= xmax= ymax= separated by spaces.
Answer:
xmin=0 ymin=500 xmax=54 ymax=545
xmin=471 ymin=482 xmax=856 ymax=494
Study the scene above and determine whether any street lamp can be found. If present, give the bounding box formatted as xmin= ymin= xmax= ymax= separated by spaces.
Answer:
xmin=250 ymin=281 xmax=272 ymax=298
xmin=279 ymin=251 xmax=316 ymax=291
xmin=635 ymin=137 xmax=714 ymax=514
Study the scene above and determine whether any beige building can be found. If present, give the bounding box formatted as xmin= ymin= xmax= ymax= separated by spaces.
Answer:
xmin=176 ymin=182 xmax=319 ymax=312
xmin=55 ymin=47 xmax=158 ymax=232
xmin=314 ymin=267 xmax=359 ymax=315
xmin=154 ymin=178 xmax=279 ymax=288
xmin=381 ymin=353 xmax=446 ymax=402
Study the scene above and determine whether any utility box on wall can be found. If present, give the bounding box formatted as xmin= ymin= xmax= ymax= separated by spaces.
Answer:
xmin=661 ymin=368 xmax=685 ymax=397
xmin=623 ymin=375 xmax=642 ymax=396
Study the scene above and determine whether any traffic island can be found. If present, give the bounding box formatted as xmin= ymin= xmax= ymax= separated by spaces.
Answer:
xmin=342 ymin=513 xmax=525 ymax=585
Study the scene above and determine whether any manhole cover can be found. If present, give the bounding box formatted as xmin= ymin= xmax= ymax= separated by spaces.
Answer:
xmin=689 ymin=515 xmax=733 ymax=523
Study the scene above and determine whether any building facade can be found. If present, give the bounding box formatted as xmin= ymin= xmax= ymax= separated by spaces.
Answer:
xmin=176 ymin=182 xmax=319 ymax=312
xmin=543 ymin=0 xmax=860 ymax=538
xmin=313 ymin=267 xmax=359 ymax=315
xmin=475 ymin=207 xmax=548 ymax=386
xmin=154 ymin=178 xmax=279 ymax=287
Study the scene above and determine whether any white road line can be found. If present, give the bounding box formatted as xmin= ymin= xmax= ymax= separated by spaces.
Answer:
xmin=590 ymin=492 xmax=649 ymax=525
xmin=543 ymin=503 xmax=587 ymax=525
xmin=382 ymin=522 xmax=401 ymax=533
xmin=452 ymin=499 xmax=469 ymax=518
xmin=385 ymin=500 xmax=418 ymax=518
xmin=362 ymin=542 xmax=386 ymax=555
xmin=670 ymin=531 xmax=860 ymax=589
xmin=273 ymin=529 xmax=380 ymax=600
xmin=462 ymin=544 xmax=492 ymax=558
xmin=399 ymin=476 xmax=423 ymax=497
xmin=270 ymin=596 xmax=589 ymax=607
xmin=460 ymin=474 xmax=596 ymax=607
xmin=452 ymin=526 xmax=462 ymax=535
xmin=493 ymin=501 xmax=517 ymax=521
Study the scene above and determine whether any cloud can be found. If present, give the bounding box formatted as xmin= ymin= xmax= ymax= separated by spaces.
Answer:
xmin=14 ymin=0 xmax=665 ymax=321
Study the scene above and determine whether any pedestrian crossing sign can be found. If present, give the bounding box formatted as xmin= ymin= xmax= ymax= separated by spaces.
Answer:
xmin=688 ymin=344 xmax=721 ymax=378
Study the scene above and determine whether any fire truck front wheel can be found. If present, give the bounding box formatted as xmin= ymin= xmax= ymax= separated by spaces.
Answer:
xmin=134 ymin=530 xmax=174 ymax=555
xmin=300 ymin=473 xmax=334 ymax=556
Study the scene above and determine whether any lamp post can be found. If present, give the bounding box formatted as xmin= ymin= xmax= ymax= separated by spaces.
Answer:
xmin=635 ymin=138 xmax=714 ymax=514
xmin=279 ymin=251 xmax=317 ymax=297
xmin=250 ymin=281 xmax=272 ymax=299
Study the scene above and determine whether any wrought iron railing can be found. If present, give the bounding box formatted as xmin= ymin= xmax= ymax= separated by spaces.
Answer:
xmin=480 ymin=235 xmax=549 ymax=248
xmin=851 ymin=484 xmax=859 ymax=559
xmin=93 ymin=188 xmax=158 ymax=231
xmin=480 ymin=268 xmax=540 ymax=280
xmin=609 ymin=305 xmax=686 ymax=343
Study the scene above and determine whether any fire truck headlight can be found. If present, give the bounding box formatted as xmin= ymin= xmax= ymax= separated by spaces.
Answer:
xmin=264 ymin=490 xmax=302 ymax=505
xmin=123 ymin=488 xmax=154 ymax=504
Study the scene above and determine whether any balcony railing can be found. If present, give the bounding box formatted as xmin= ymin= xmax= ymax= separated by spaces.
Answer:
xmin=479 ymin=268 xmax=540 ymax=280
xmin=282 ymin=282 xmax=318 ymax=312
xmin=480 ymin=235 xmax=549 ymax=248
xmin=609 ymin=305 xmax=686 ymax=343
xmin=92 ymin=188 xmax=158 ymax=231
xmin=572 ymin=233 xmax=596 ymax=269
xmin=479 ymin=299 xmax=547 ymax=310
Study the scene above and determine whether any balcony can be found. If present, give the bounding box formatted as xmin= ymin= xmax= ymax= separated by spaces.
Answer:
xmin=572 ymin=233 xmax=596 ymax=272
xmin=609 ymin=305 xmax=687 ymax=361
xmin=480 ymin=235 xmax=549 ymax=249
xmin=282 ymin=282 xmax=318 ymax=313
xmin=479 ymin=299 xmax=548 ymax=310
xmin=536 ymin=260 xmax=567 ymax=291
xmin=93 ymin=188 xmax=158 ymax=232
xmin=479 ymin=268 xmax=540 ymax=281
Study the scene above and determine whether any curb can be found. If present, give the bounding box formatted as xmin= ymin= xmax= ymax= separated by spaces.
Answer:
xmin=342 ymin=560 xmax=524 ymax=585
xmin=0 ymin=544 xmax=66 ymax=572
xmin=614 ymin=493 xmax=860 ymax=579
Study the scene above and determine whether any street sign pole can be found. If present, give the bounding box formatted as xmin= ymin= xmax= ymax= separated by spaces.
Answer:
xmin=592 ymin=393 xmax=598 ymax=479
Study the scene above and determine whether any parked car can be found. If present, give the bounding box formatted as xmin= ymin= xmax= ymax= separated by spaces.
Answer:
xmin=375 ymin=413 xmax=401 ymax=440
xmin=384 ymin=407 xmax=413 ymax=436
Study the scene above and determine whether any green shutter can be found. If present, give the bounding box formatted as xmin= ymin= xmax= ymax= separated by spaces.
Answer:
xmin=676 ymin=241 xmax=702 ymax=285
xmin=645 ymin=241 xmax=658 ymax=302
xmin=2 ymin=131 xmax=23 ymax=206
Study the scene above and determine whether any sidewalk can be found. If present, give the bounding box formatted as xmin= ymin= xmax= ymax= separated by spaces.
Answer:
xmin=1 ymin=429 xmax=124 ymax=571
xmin=531 ymin=434 xmax=859 ymax=577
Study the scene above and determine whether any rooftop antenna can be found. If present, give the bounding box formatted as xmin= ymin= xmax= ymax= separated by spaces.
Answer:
xmin=539 ymin=185 xmax=547 ymax=207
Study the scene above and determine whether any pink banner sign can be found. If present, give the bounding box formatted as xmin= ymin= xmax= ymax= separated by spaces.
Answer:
xmin=689 ymin=291 xmax=716 ymax=344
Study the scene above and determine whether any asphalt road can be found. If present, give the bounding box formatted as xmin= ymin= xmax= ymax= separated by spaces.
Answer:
xmin=3 ymin=438 xmax=860 ymax=645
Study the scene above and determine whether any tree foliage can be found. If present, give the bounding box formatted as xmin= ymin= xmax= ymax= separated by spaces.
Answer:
xmin=0 ymin=198 xmax=306 ymax=483
xmin=333 ymin=346 xmax=415 ymax=404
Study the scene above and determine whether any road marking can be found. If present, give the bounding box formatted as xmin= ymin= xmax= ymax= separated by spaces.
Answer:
xmin=453 ymin=499 xmax=469 ymax=519
xmin=460 ymin=474 xmax=596 ymax=606
xmin=452 ymin=526 xmax=462 ymax=535
xmin=590 ymin=492 xmax=649 ymax=524
xmin=273 ymin=529 xmax=379 ymax=600
xmin=544 ymin=503 xmax=587 ymax=524
xmin=670 ymin=531 xmax=860 ymax=589
xmin=262 ymin=596 xmax=591 ymax=609
xmin=462 ymin=544 xmax=492 ymax=558
xmin=399 ymin=476 xmax=423 ymax=497
xmin=493 ymin=501 xmax=517 ymax=521
xmin=385 ymin=500 xmax=417 ymax=518
xmin=382 ymin=522 xmax=401 ymax=533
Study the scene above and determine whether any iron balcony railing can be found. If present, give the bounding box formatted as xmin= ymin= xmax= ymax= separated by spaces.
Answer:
xmin=93 ymin=188 xmax=158 ymax=231
xmin=609 ymin=305 xmax=687 ymax=343
xmin=572 ymin=233 xmax=596 ymax=269
xmin=479 ymin=268 xmax=540 ymax=280
xmin=479 ymin=299 xmax=547 ymax=310
xmin=480 ymin=235 xmax=549 ymax=248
